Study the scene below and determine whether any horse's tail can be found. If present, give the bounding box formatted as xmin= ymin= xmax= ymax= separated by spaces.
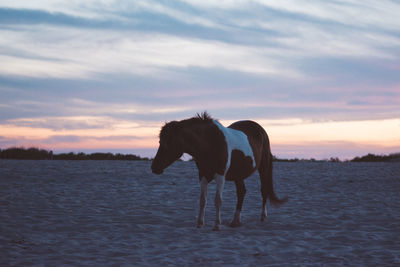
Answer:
xmin=259 ymin=134 xmax=288 ymax=207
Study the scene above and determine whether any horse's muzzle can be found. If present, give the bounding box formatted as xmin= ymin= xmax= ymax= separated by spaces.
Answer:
xmin=151 ymin=166 xmax=163 ymax=175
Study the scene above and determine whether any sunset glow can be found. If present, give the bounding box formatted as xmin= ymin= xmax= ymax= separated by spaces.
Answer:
xmin=1 ymin=1 xmax=399 ymax=159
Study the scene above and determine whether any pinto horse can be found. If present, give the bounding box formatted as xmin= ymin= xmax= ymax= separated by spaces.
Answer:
xmin=151 ymin=112 xmax=287 ymax=230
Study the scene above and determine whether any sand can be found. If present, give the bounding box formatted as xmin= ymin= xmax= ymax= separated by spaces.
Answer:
xmin=1 ymin=160 xmax=399 ymax=266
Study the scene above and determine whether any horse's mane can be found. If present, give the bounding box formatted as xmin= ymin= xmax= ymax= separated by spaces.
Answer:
xmin=194 ymin=111 xmax=213 ymax=122
xmin=159 ymin=112 xmax=213 ymax=138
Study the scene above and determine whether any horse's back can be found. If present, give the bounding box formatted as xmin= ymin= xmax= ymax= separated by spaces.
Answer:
xmin=229 ymin=120 xmax=271 ymax=157
xmin=228 ymin=120 xmax=267 ymax=144
xmin=225 ymin=120 xmax=269 ymax=179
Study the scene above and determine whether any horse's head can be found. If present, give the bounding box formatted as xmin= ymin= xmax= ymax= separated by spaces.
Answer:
xmin=151 ymin=121 xmax=183 ymax=175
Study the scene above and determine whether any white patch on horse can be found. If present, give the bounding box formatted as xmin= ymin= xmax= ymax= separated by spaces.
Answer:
xmin=261 ymin=205 xmax=268 ymax=221
xmin=213 ymin=174 xmax=225 ymax=231
xmin=213 ymin=120 xmax=255 ymax=173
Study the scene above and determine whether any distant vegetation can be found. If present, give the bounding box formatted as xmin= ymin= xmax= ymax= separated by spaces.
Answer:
xmin=273 ymin=156 xmax=341 ymax=163
xmin=0 ymin=147 xmax=399 ymax=162
xmin=274 ymin=154 xmax=400 ymax=163
xmin=0 ymin=147 xmax=150 ymax=161
xmin=350 ymin=153 xmax=400 ymax=162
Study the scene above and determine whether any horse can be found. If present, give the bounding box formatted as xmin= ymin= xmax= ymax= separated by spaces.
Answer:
xmin=151 ymin=112 xmax=287 ymax=230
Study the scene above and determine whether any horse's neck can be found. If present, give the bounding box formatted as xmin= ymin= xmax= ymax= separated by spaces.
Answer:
xmin=181 ymin=123 xmax=211 ymax=159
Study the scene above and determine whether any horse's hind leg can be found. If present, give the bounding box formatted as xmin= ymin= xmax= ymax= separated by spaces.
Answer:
xmin=261 ymin=191 xmax=268 ymax=222
xmin=230 ymin=179 xmax=246 ymax=227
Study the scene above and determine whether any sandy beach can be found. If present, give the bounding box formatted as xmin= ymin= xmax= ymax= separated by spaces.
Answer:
xmin=1 ymin=160 xmax=399 ymax=266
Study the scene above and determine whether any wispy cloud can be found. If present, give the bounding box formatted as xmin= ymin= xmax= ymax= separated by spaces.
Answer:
xmin=0 ymin=1 xmax=399 ymax=158
xmin=0 ymin=25 xmax=303 ymax=79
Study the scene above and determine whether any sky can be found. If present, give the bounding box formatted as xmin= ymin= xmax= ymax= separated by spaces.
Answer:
xmin=0 ymin=0 xmax=399 ymax=160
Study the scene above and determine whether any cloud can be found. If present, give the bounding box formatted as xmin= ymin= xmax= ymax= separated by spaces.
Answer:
xmin=1 ymin=0 xmax=399 ymax=99
xmin=0 ymin=1 xmax=400 ymax=158
xmin=0 ymin=134 xmax=148 ymax=151
xmin=255 ymin=0 xmax=400 ymax=31
xmin=0 ymin=1 xmax=113 ymax=20
xmin=0 ymin=7 xmax=109 ymax=27
xmin=2 ymin=2 xmax=399 ymax=81
xmin=0 ymin=114 xmax=159 ymax=150
xmin=5 ymin=116 xmax=117 ymax=130
xmin=43 ymin=134 xmax=144 ymax=144
xmin=180 ymin=0 xmax=400 ymax=31
xmin=0 ymin=25 xmax=304 ymax=79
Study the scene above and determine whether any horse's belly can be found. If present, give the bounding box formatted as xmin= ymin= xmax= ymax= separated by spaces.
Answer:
xmin=225 ymin=149 xmax=256 ymax=181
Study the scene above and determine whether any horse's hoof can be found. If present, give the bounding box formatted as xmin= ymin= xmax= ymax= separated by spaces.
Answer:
xmin=260 ymin=215 xmax=267 ymax=222
xmin=213 ymin=225 xmax=221 ymax=231
xmin=229 ymin=221 xmax=242 ymax=228
xmin=197 ymin=219 xmax=205 ymax=228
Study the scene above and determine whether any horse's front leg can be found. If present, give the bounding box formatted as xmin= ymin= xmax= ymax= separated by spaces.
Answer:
xmin=213 ymin=174 xmax=225 ymax=231
xmin=197 ymin=177 xmax=208 ymax=228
